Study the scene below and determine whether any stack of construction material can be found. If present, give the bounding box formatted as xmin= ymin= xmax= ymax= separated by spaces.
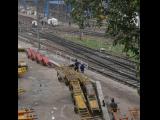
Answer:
xmin=18 ymin=108 xmax=37 ymax=120
xmin=18 ymin=88 xmax=26 ymax=96
xmin=26 ymin=48 xmax=51 ymax=66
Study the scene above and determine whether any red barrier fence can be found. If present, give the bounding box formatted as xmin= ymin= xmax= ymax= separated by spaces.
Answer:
xmin=26 ymin=48 xmax=51 ymax=67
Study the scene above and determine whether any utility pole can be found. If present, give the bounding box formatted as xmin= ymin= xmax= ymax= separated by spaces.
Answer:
xmin=36 ymin=0 xmax=40 ymax=50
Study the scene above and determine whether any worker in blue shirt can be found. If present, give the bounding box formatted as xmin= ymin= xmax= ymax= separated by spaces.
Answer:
xmin=74 ymin=59 xmax=80 ymax=72
xmin=80 ymin=63 xmax=85 ymax=73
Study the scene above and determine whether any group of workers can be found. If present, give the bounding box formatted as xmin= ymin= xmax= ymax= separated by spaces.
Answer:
xmin=70 ymin=59 xmax=86 ymax=73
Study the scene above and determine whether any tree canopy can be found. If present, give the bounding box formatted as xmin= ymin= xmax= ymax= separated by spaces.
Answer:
xmin=64 ymin=0 xmax=140 ymax=76
xmin=64 ymin=0 xmax=107 ymax=29
xmin=107 ymin=0 xmax=140 ymax=76
xmin=107 ymin=0 xmax=140 ymax=56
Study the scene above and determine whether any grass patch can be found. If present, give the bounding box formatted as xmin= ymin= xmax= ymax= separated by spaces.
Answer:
xmin=63 ymin=33 xmax=137 ymax=61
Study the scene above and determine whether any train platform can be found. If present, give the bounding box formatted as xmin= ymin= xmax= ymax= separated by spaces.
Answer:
xmin=18 ymin=38 xmax=140 ymax=119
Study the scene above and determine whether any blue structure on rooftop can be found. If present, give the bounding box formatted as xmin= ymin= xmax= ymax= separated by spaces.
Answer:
xmin=20 ymin=0 xmax=72 ymax=18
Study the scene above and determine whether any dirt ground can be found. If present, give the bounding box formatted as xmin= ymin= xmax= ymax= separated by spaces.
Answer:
xmin=85 ymin=70 xmax=140 ymax=112
xmin=18 ymin=38 xmax=140 ymax=119
xmin=18 ymin=52 xmax=80 ymax=120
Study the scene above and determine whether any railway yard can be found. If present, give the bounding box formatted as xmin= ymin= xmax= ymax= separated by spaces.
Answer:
xmin=18 ymin=4 xmax=140 ymax=120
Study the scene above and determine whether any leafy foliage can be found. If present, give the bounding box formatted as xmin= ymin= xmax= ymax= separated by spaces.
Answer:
xmin=64 ymin=0 xmax=140 ymax=77
xmin=64 ymin=0 xmax=106 ymax=29
xmin=107 ymin=0 xmax=140 ymax=76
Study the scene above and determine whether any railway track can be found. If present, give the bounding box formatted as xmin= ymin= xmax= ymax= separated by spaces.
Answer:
xmin=47 ymin=25 xmax=106 ymax=37
xmin=34 ymin=31 xmax=137 ymax=73
xmin=18 ymin=14 xmax=137 ymax=65
xmin=36 ymin=31 xmax=139 ymax=83
xmin=18 ymin=31 xmax=140 ymax=88
xmin=43 ymin=31 xmax=137 ymax=70
xmin=42 ymin=29 xmax=136 ymax=70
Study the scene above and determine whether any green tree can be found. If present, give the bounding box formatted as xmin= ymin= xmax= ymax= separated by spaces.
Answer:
xmin=64 ymin=0 xmax=106 ymax=40
xmin=65 ymin=0 xmax=87 ymax=40
xmin=107 ymin=0 xmax=140 ymax=77
xmin=64 ymin=0 xmax=140 ymax=77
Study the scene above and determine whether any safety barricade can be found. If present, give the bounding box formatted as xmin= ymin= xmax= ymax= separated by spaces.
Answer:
xmin=29 ymin=48 xmax=37 ymax=60
xmin=26 ymin=48 xmax=89 ymax=70
xmin=35 ymin=52 xmax=43 ymax=63
xmin=41 ymin=55 xmax=50 ymax=66
xmin=26 ymin=48 xmax=32 ymax=59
